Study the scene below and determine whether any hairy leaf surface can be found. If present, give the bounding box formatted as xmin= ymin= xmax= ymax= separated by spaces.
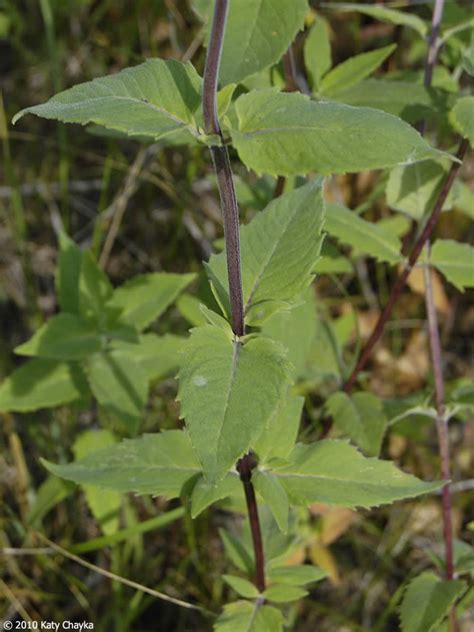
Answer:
xmin=191 ymin=473 xmax=241 ymax=517
xmin=231 ymin=90 xmax=439 ymax=176
xmin=325 ymin=203 xmax=402 ymax=263
xmin=43 ymin=430 xmax=200 ymax=497
xmin=271 ymin=440 xmax=443 ymax=507
xmin=254 ymin=394 xmax=303 ymax=464
xmin=14 ymin=59 xmax=202 ymax=141
xmin=207 ymin=182 xmax=325 ymax=325
xmin=261 ymin=288 xmax=317 ymax=380
xmin=178 ymin=325 xmax=291 ymax=482
xmin=193 ymin=0 xmax=308 ymax=85
xmin=326 ymin=391 xmax=387 ymax=456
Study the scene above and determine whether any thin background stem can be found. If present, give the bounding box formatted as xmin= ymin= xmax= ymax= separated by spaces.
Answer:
xmin=202 ymin=0 xmax=266 ymax=592
xmin=421 ymin=2 xmax=457 ymax=629
xmin=343 ymin=138 xmax=468 ymax=392
xmin=342 ymin=1 xmax=460 ymax=627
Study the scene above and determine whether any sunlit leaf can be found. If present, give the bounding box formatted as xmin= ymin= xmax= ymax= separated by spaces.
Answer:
xmin=231 ymin=89 xmax=440 ymax=176
xmin=43 ymin=430 xmax=201 ymax=497
xmin=178 ymin=325 xmax=291 ymax=482
xmin=271 ymin=440 xmax=443 ymax=507
xmin=14 ymin=59 xmax=202 ymax=142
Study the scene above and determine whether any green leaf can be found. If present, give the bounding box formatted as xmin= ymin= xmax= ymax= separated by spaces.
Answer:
xmin=13 ymin=59 xmax=202 ymax=142
xmin=267 ymin=565 xmax=327 ymax=586
xmin=0 ymin=359 xmax=87 ymax=413
xmin=56 ymin=232 xmax=82 ymax=314
xmin=215 ymin=601 xmax=284 ymax=632
xmin=261 ymin=288 xmax=317 ymax=380
xmin=399 ymin=572 xmax=466 ymax=632
xmin=320 ymin=45 xmax=396 ymax=96
xmin=231 ymin=89 xmax=439 ymax=177
xmin=254 ymin=394 xmax=303 ymax=464
xmin=178 ymin=325 xmax=291 ymax=482
xmin=244 ymin=506 xmax=297 ymax=566
xmin=454 ymin=540 xmax=474 ymax=576
xmin=208 ymin=181 xmax=325 ymax=325
xmin=223 ymin=575 xmax=260 ymax=599
xmin=304 ymin=318 xmax=343 ymax=384
xmin=450 ymin=96 xmax=474 ymax=147
xmin=431 ymin=240 xmax=474 ymax=291
xmin=271 ymin=440 xmax=443 ymax=507
xmin=253 ymin=471 xmax=289 ymax=533
xmin=73 ymin=430 xmax=121 ymax=536
xmin=43 ymin=430 xmax=201 ymax=497
xmin=176 ymin=294 xmax=207 ymax=327
xmin=79 ymin=251 xmax=113 ymax=323
xmin=377 ymin=215 xmax=411 ymax=238
xmin=333 ymin=79 xmax=439 ymax=124
xmin=453 ymin=180 xmax=474 ymax=220
xmin=329 ymin=3 xmax=427 ymax=37
xmin=110 ymin=333 xmax=185 ymax=382
xmin=15 ymin=314 xmax=101 ymax=361
xmin=194 ymin=0 xmax=308 ymax=86
xmin=463 ymin=46 xmax=474 ymax=77
xmin=108 ymin=272 xmax=195 ymax=331
xmin=263 ymin=584 xmax=308 ymax=603
xmin=386 ymin=158 xmax=455 ymax=221
xmin=219 ymin=528 xmax=254 ymax=574
xmin=326 ymin=391 xmax=387 ymax=456
xmin=325 ymin=203 xmax=402 ymax=263
xmin=86 ymin=350 xmax=148 ymax=433
xmin=304 ymin=17 xmax=332 ymax=91
xmin=191 ymin=473 xmax=241 ymax=517
xmin=435 ymin=588 xmax=474 ymax=632
xmin=314 ymin=242 xmax=352 ymax=274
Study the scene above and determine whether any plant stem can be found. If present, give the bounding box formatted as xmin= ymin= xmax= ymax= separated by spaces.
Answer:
xmin=203 ymin=0 xmax=245 ymax=336
xmin=238 ymin=455 xmax=266 ymax=592
xmin=423 ymin=245 xmax=454 ymax=579
xmin=424 ymin=0 xmax=445 ymax=88
xmin=422 ymin=6 xmax=457 ymax=629
xmin=343 ymin=137 xmax=468 ymax=393
xmin=203 ymin=0 xmax=266 ymax=592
